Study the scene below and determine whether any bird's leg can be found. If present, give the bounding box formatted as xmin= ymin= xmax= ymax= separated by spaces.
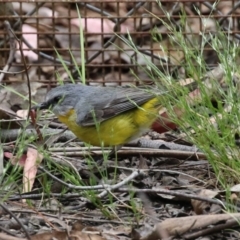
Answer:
xmin=96 ymin=145 xmax=122 ymax=165
xmin=108 ymin=145 xmax=122 ymax=157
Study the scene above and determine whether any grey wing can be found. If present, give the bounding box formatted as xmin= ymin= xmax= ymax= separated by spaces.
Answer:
xmin=76 ymin=88 xmax=156 ymax=127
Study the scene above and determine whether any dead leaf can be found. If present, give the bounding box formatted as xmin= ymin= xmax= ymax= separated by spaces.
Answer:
xmin=230 ymin=184 xmax=240 ymax=192
xmin=31 ymin=230 xmax=106 ymax=240
xmin=23 ymin=147 xmax=43 ymax=193
xmin=16 ymin=109 xmax=28 ymax=118
xmin=0 ymin=232 xmax=26 ymax=240
xmin=6 ymin=81 xmax=43 ymax=109
xmin=71 ymin=18 xmax=133 ymax=36
xmin=142 ymin=213 xmax=240 ymax=239
xmin=0 ymin=102 xmax=21 ymax=129
xmin=191 ymin=189 xmax=219 ymax=214
xmin=16 ymin=24 xmax=38 ymax=62
xmin=8 ymin=152 xmax=27 ymax=166
xmin=0 ymin=2 xmax=15 ymax=28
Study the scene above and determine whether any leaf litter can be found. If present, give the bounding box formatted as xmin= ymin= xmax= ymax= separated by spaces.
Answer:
xmin=0 ymin=1 xmax=240 ymax=240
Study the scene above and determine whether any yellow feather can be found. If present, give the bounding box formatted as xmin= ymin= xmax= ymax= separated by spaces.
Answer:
xmin=58 ymin=98 xmax=159 ymax=147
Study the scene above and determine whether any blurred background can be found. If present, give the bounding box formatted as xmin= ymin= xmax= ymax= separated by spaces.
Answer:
xmin=0 ymin=0 xmax=239 ymax=106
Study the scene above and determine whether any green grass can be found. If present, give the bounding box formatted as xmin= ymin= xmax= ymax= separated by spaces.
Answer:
xmin=34 ymin=4 xmax=119 ymax=214
xmin=120 ymin=9 xmax=240 ymax=189
xmin=2 ymin=2 xmax=239 ymax=219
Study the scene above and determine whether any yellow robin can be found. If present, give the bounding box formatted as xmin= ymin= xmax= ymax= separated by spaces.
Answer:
xmin=33 ymin=84 xmax=163 ymax=147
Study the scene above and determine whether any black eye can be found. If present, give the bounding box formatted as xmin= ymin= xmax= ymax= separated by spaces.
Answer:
xmin=52 ymin=96 xmax=62 ymax=105
xmin=54 ymin=96 xmax=61 ymax=102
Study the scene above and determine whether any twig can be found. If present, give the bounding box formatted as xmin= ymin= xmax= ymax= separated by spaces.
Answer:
xmin=0 ymin=3 xmax=45 ymax=47
xmin=7 ymin=2 xmax=71 ymax=66
xmin=0 ymin=225 xmax=20 ymax=238
xmin=184 ymin=218 xmax=239 ymax=239
xmin=4 ymin=207 xmax=131 ymax=225
xmin=72 ymin=1 xmax=146 ymax=78
xmin=0 ymin=233 xmax=26 ymax=240
xmin=29 ymin=110 xmax=43 ymax=142
xmin=0 ymin=144 xmax=3 ymax=177
xmin=38 ymin=165 xmax=144 ymax=193
xmin=97 ymin=170 xmax=145 ymax=198
xmin=6 ymin=191 xmax=239 ymax=213
xmin=0 ymin=21 xmax=16 ymax=83
xmin=138 ymin=139 xmax=201 ymax=152
xmin=0 ymin=66 xmax=31 ymax=75
xmin=0 ymin=203 xmax=31 ymax=240
xmin=49 ymin=148 xmax=206 ymax=159
xmin=1 ymin=128 xmax=76 ymax=142
xmin=116 ymin=188 xmax=225 ymax=207
xmin=9 ymin=23 xmax=32 ymax=120
xmin=141 ymin=168 xmax=207 ymax=184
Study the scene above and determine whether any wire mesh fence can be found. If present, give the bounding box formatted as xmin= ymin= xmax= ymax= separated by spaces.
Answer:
xmin=0 ymin=1 xmax=239 ymax=87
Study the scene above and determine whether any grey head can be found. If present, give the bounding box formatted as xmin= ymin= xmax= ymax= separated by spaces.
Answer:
xmin=32 ymin=83 xmax=158 ymax=124
xmin=32 ymin=84 xmax=85 ymax=116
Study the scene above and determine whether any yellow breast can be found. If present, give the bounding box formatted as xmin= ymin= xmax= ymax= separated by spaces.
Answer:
xmin=58 ymin=98 xmax=159 ymax=146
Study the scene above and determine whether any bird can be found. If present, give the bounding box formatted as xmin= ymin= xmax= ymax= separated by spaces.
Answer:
xmin=32 ymin=84 xmax=164 ymax=148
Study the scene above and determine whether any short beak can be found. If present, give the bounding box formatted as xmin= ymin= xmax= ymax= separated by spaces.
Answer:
xmin=31 ymin=102 xmax=49 ymax=110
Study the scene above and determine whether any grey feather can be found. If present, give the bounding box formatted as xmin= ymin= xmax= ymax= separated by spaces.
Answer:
xmin=39 ymin=84 xmax=160 ymax=127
